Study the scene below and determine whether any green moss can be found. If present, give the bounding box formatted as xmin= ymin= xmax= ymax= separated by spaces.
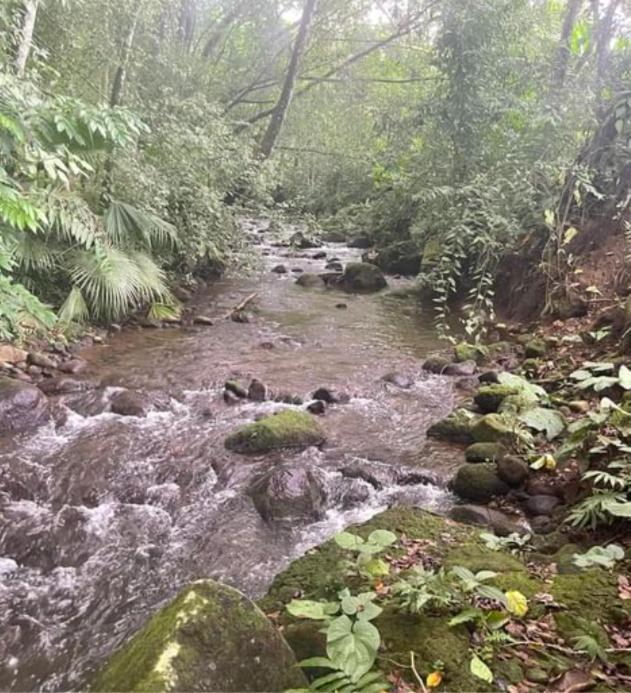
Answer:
xmin=471 ymin=413 xmax=517 ymax=445
xmin=465 ymin=442 xmax=506 ymax=463
xmin=524 ymin=339 xmax=547 ymax=358
xmin=474 ymin=385 xmax=519 ymax=414
xmin=91 ymin=580 xmax=306 ymax=692
xmin=451 ymin=463 xmax=509 ymax=502
xmin=224 ymin=409 xmax=325 ymax=454
xmin=454 ymin=342 xmax=489 ymax=364
xmin=427 ymin=408 xmax=478 ymax=444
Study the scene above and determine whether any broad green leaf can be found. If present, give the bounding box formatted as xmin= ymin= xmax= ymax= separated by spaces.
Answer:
xmin=449 ymin=608 xmax=481 ymax=626
xmin=287 ymin=600 xmax=338 ymax=620
xmin=334 ymin=532 xmax=364 ymax=550
xmin=618 ymin=365 xmax=631 ymax=390
xmin=470 ymin=655 xmax=493 ymax=683
xmin=367 ymin=529 xmax=397 ymax=547
xmin=519 ymin=407 xmax=565 ymax=440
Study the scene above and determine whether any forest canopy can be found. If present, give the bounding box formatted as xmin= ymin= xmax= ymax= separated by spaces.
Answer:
xmin=1 ymin=0 xmax=630 ymax=338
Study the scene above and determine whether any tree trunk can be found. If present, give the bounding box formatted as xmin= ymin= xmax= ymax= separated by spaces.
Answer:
xmin=259 ymin=0 xmax=318 ymax=159
xmin=14 ymin=0 xmax=39 ymax=78
xmin=551 ymin=0 xmax=583 ymax=89
xmin=109 ymin=3 xmax=142 ymax=108
xmin=594 ymin=0 xmax=621 ymax=111
xmin=178 ymin=0 xmax=196 ymax=49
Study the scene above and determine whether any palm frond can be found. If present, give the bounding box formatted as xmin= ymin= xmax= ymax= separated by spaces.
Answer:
xmin=13 ymin=233 xmax=58 ymax=272
xmin=58 ymin=285 xmax=89 ymax=324
xmin=67 ymin=244 xmax=169 ymax=319
xmin=47 ymin=191 xmax=100 ymax=248
xmin=104 ymin=200 xmax=178 ymax=250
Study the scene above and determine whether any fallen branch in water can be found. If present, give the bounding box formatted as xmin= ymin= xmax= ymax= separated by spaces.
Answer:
xmin=223 ymin=292 xmax=258 ymax=319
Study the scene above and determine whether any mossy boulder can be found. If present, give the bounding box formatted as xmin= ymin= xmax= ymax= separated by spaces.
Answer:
xmin=370 ymin=241 xmax=422 ymax=276
xmin=451 ymin=463 xmax=509 ymax=502
xmin=225 ymin=409 xmax=325 ymax=454
xmin=465 ymin=442 xmax=506 ymax=463
xmin=474 ymin=384 xmax=519 ymax=414
xmin=454 ymin=342 xmax=489 ymax=365
xmin=90 ymin=579 xmax=307 ymax=692
xmin=497 ymin=455 xmax=529 ymax=487
xmin=471 ymin=413 xmax=517 ymax=445
xmin=339 ymin=262 xmax=387 ymax=292
xmin=426 ymin=408 xmax=478 ymax=444
xmin=524 ymin=339 xmax=546 ymax=358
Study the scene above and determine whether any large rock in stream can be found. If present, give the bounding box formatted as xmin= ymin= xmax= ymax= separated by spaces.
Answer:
xmin=225 ymin=409 xmax=325 ymax=454
xmin=90 ymin=579 xmax=307 ymax=692
xmin=249 ymin=465 xmax=326 ymax=522
xmin=0 ymin=376 xmax=50 ymax=434
xmin=339 ymin=262 xmax=387 ymax=292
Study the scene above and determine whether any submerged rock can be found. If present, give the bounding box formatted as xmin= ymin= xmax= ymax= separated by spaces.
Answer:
xmin=295 ymin=272 xmax=325 ymax=288
xmin=0 ymin=377 xmax=50 ymax=435
xmin=339 ymin=262 xmax=387 ymax=292
xmin=90 ymin=579 xmax=306 ymax=692
xmin=225 ymin=409 xmax=325 ymax=454
xmin=250 ymin=465 xmax=326 ymax=522
xmin=422 ymin=357 xmax=450 ymax=374
xmin=382 ymin=372 xmax=414 ymax=389
xmin=110 ymin=390 xmax=150 ymax=417
xmin=451 ymin=463 xmax=509 ymax=502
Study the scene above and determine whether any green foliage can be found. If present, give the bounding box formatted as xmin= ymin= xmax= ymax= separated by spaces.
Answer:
xmin=334 ymin=529 xmax=397 ymax=579
xmin=479 ymin=532 xmax=533 ymax=556
xmin=287 ymin=587 xmax=384 ymax=686
xmin=572 ymin=544 xmax=625 ymax=570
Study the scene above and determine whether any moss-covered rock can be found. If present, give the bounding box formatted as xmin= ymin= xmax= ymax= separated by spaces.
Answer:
xmin=474 ymin=384 xmax=519 ymax=414
xmin=524 ymin=339 xmax=546 ymax=358
xmin=451 ymin=463 xmax=509 ymax=502
xmin=225 ymin=409 xmax=325 ymax=454
xmin=90 ymin=580 xmax=307 ymax=692
xmin=454 ymin=342 xmax=489 ymax=364
xmin=339 ymin=262 xmax=387 ymax=292
xmin=426 ymin=408 xmax=478 ymax=444
xmin=370 ymin=241 xmax=422 ymax=276
xmin=465 ymin=442 xmax=506 ymax=463
xmin=496 ymin=455 xmax=529 ymax=487
xmin=295 ymin=272 xmax=325 ymax=288
xmin=471 ymin=413 xmax=517 ymax=445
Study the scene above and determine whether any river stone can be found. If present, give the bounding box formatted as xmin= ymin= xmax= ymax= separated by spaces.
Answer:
xmin=465 ymin=442 xmax=506 ymax=463
xmin=90 ymin=579 xmax=307 ymax=692
xmin=426 ymin=408 xmax=477 ymax=444
xmin=339 ymin=262 xmax=387 ymax=292
xmin=382 ymin=372 xmax=414 ymax=389
xmin=422 ymin=357 xmax=450 ymax=374
xmin=250 ymin=465 xmax=326 ymax=522
xmin=0 ymin=377 xmax=50 ymax=434
xmin=225 ymin=409 xmax=325 ymax=454
xmin=289 ymin=231 xmax=321 ymax=249
xmin=247 ymin=378 xmax=267 ymax=402
xmin=451 ymin=463 xmax=509 ymax=502
xmin=497 ymin=455 xmax=529 ymax=487
xmin=449 ymin=504 xmax=526 ymax=537
xmin=39 ymin=376 xmax=94 ymax=395
xmin=110 ymin=390 xmax=151 ymax=417
xmin=272 ymin=264 xmax=287 ymax=274
xmin=454 ymin=342 xmax=489 ymax=365
xmin=474 ymin=384 xmax=519 ymax=413
xmin=313 ymin=251 xmax=327 ymax=260
xmin=348 ymin=234 xmax=372 ymax=249
xmin=295 ymin=272 xmax=325 ymax=288
xmin=0 ymin=345 xmax=28 ymax=364
xmin=471 ymin=414 xmax=517 ymax=445
xmin=524 ymin=494 xmax=560 ymax=516
xmin=368 ymin=240 xmax=422 ymax=276
xmin=27 ymin=351 xmax=58 ymax=369
xmin=58 ymin=358 xmax=87 ymax=375
xmin=225 ymin=380 xmax=247 ymax=398
xmin=443 ymin=360 xmax=477 ymax=376
xmin=524 ymin=339 xmax=547 ymax=358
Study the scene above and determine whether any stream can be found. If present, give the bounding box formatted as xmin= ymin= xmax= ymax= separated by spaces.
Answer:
xmin=0 ymin=218 xmax=461 ymax=691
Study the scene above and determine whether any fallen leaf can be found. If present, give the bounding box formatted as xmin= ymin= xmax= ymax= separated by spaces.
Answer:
xmin=618 ymin=575 xmax=631 ymax=600
xmin=550 ymin=668 xmax=594 ymax=692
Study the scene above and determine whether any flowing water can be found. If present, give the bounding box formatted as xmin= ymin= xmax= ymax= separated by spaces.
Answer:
xmin=0 ymin=219 xmax=461 ymax=691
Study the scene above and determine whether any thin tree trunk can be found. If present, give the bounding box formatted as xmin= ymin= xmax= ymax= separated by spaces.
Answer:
xmin=551 ymin=0 xmax=583 ymax=90
xmin=259 ymin=0 xmax=318 ymax=159
xmin=178 ymin=0 xmax=196 ymax=48
xmin=594 ymin=0 xmax=621 ymax=110
xmin=110 ymin=4 xmax=142 ymax=108
xmin=14 ymin=0 xmax=39 ymax=78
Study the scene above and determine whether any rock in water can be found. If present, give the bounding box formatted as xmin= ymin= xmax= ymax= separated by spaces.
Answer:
xmin=247 ymin=378 xmax=267 ymax=402
xmin=0 ymin=377 xmax=50 ymax=434
xmin=451 ymin=463 xmax=509 ymax=502
xmin=249 ymin=465 xmax=326 ymax=522
xmin=339 ymin=262 xmax=387 ymax=292
xmin=90 ymin=579 xmax=307 ymax=692
xmin=225 ymin=409 xmax=325 ymax=454
xmin=295 ymin=272 xmax=325 ymax=288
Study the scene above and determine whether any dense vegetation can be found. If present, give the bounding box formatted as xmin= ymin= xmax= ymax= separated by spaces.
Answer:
xmin=2 ymin=0 xmax=630 ymax=339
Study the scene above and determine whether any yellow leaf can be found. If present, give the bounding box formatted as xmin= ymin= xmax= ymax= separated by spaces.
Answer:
xmin=563 ymin=226 xmax=578 ymax=245
xmin=426 ymin=671 xmax=443 ymax=688
xmin=506 ymin=590 xmax=528 ymax=617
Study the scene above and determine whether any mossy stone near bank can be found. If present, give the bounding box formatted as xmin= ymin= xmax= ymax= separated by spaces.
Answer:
xmin=465 ymin=441 xmax=506 ymax=463
xmin=474 ymin=384 xmax=519 ymax=413
xmin=91 ymin=579 xmax=307 ymax=692
xmin=260 ymin=507 xmax=631 ymax=692
xmin=451 ymin=463 xmax=509 ymax=502
xmin=224 ymin=409 xmax=325 ymax=454
xmin=426 ymin=408 xmax=478 ymax=444
xmin=454 ymin=342 xmax=489 ymax=364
